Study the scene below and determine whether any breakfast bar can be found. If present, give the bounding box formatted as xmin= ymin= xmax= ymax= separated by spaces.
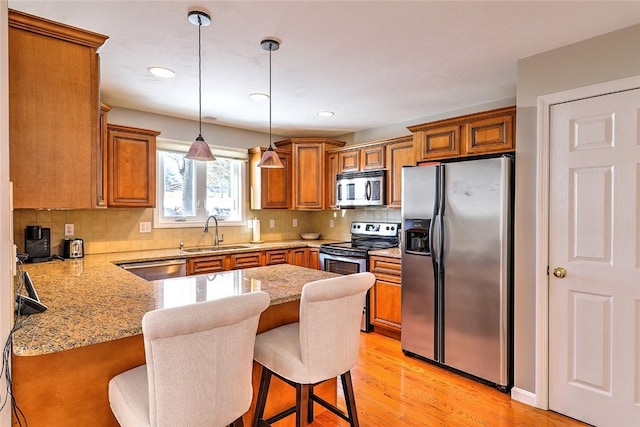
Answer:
xmin=12 ymin=255 xmax=339 ymax=426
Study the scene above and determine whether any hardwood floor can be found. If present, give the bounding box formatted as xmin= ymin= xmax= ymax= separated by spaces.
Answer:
xmin=308 ymin=332 xmax=588 ymax=426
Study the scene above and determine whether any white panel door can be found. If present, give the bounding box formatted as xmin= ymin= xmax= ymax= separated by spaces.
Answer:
xmin=548 ymin=88 xmax=640 ymax=426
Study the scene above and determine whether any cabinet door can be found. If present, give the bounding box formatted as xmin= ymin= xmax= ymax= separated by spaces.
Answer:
xmin=370 ymin=256 xmax=402 ymax=339
xmin=249 ymin=148 xmax=292 ymax=210
xmin=8 ymin=11 xmax=107 ymax=209
xmin=464 ymin=111 xmax=515 ymax=156
xmin=263 ymin=150 xmax=292 ymax=209
xmin=386 ymin=137 xmax=415 ymax=208
xmin=326 ymin=152 xmax=339 ymax=209
xmin=288 ymin=248 xmax=308 ymax=268
xmin=107 ymin=124 xmax=159 ymax=207
xmin=187 ymin=255 xmax=228 ymax=275
xmin=293 ymin=144 xmax=325 ymax=210
xmin=338 ymin=150 xmax=360 ymax=172
xmin=96 ymin=103 xmax=112 ymax=207
xmin=230 ymin=252 xmax=262 ymax=270
xmin=308 ymin=248 xmax=320 ymax=270
xmin=264 ymin=249 xmax=288 ymax=265
xmin=414 ymin=124 xmax=462 ymax=162
xmin=371 ymin=278 xmax=402 ymax=329
xmin=361 ymin=145 xmax=385 ymax=170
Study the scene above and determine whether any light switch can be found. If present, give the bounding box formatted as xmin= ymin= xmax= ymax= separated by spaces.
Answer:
xmin=329 ymin=220 xmax=334 ymax=228
xmin=269 ymin=219 xmax=275 ymax=228
xmin=293 ymin=219 xmax=298 ymax=227
xmin=139 ymin=222 xmax=152 ymax=233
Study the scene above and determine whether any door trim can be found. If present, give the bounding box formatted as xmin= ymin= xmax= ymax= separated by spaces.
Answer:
xmin=535 ymin=74 xmax=640 ymax=409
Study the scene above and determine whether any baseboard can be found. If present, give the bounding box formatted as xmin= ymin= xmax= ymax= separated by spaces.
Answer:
xmin=510 ymin=387 xmax=537 ymax=407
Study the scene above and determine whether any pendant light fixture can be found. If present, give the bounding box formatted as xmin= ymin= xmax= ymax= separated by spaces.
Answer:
xmin=257 ymin=38 xmax=283 ymax=168
xmin=185 ymin=10 xmax=216 ymax=161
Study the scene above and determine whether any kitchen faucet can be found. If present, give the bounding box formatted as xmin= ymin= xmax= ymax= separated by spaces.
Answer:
xmin=203 ymin=215 xmax=223 ymax=247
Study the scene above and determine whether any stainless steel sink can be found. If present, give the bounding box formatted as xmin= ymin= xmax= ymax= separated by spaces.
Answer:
xmin=182 ymin=245 xmax=251 ymax=253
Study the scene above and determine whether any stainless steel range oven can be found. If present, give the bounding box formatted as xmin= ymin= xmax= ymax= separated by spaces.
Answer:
xmin=319 ymin=221 xmax=400 ymax=331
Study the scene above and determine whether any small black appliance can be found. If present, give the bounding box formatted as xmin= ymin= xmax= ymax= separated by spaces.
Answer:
xmin=24 ymin=225 xmax=51 ymax=263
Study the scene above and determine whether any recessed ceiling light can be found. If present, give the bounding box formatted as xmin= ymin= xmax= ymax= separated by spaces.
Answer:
xmin=147 ymin=67 xmax=176 ymax=78
xmin=318 ymin=111 xmax=334 ymax=118
xmin=250 ymin=93 xmax=269 ymax=102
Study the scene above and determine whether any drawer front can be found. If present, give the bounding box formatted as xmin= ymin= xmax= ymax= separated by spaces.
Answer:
xmin=264 ymin=249 xmax=288 ymax=265
xmin=187 ymin=255 xmax=228 ymax=275
xmin=230 ymin=252 xmax=262 ymax=270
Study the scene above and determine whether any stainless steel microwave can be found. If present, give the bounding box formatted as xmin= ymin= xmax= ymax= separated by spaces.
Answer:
xmin=336 ymin=169 xmax=386 ymax=207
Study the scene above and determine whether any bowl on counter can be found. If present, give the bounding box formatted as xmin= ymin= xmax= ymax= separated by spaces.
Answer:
xmin=300 ymin=233 xmax=320 ymax=240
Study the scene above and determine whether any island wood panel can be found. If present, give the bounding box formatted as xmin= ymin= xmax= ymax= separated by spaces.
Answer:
xmin=11 ymin=300 xmax=336 ymax=427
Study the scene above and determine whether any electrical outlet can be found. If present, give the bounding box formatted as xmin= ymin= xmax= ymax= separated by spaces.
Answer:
xmin=64 ymin=224 xmax=74 ymax=236
xmin=139 ymin=221 xmax=152 ymax=233
xmin=269 ymin=219 xmax=275 ymax=228
xmin=247 ymin=220 xmax=253 ymax=229
xmin=329 ymin=219 xmax=335 ymax=228
xmin=293 ymin=219 xmax=298 ymax=227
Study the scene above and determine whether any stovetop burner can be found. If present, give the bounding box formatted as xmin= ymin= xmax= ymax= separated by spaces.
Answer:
xmin=319 ymin=222 xmax=400 ymax=257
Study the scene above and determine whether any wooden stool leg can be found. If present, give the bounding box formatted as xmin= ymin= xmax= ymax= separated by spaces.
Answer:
xmin=230 ymin=417 xmax=244 ymax=427
xmin=307 ymin=384 xmax=315 ymax=423
xmin=341 ymin=371 xmax=359 ymax=427
xmin=252 ymin=367 xmax=272 ymax=427
xmin=295 ymin=383 xmax=310 ymax=427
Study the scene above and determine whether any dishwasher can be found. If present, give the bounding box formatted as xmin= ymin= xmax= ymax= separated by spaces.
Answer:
xmin=119 ymin=259 xmax=187 ymax=280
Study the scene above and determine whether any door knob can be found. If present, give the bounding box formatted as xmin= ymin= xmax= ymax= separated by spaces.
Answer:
xmin=553 ymin=267 xmax=567 ymax=278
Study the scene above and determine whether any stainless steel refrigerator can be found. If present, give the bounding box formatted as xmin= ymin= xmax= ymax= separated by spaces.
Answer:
xmin=401 ymin=155 xmax=513 ymax=391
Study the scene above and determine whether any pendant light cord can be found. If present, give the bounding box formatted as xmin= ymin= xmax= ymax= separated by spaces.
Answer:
xmin=269 ymin=42 xmax=273 ymax=149
xmin=198 ymin=14 xmax=203 ymax=137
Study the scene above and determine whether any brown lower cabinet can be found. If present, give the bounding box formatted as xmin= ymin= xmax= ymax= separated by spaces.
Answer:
xmin=369 ymin=255 xmax=402 ymax=339
xmin=186 ymin=247 xmax=322 ymax=275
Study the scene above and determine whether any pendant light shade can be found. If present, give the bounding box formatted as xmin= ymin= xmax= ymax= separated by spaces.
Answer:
xmin=185 ymin=11 xmax=215 ymax=162
xmin=257 ymin=39 xmax=283 ymax=168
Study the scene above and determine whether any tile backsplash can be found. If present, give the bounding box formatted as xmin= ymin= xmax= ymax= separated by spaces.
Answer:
xmin=13 ymin=207 xmax=401 ymax=256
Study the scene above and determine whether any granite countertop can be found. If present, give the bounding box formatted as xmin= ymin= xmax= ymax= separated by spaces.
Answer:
xmin=13 ymin=240 xmax=340 ymax=357
xmin=368 ymin=247 xmax=401 ymax=259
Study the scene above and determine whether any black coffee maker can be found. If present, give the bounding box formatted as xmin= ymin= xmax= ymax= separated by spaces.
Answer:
xmin=25 ymin=225 xmax=51 ymax=263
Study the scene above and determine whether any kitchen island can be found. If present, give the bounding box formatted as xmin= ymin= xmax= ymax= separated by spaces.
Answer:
xmin=12 ymin=256 xmax=339 ymax=426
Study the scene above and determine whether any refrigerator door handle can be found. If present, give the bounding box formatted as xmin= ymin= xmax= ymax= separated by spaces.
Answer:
xmin=431 ymin=214 xmax=440 ymax=264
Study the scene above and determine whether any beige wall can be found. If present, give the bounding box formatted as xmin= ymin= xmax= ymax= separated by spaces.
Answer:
xmin=514 ymin=23 xmax=640 ymax=394
xmin=13 ymin=207 xmax=401 ymax=256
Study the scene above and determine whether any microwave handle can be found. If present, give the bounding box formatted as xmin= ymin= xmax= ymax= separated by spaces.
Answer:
xmin=365 ymin=180 xmax=372 ymax=200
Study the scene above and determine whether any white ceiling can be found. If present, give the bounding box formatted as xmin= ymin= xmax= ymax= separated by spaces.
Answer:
xmin=8 ymin=1 xmax=640 ymax=138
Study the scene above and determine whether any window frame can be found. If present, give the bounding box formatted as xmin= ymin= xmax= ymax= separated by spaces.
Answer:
xmin=154 ymin=138 xmax=248 ymax=229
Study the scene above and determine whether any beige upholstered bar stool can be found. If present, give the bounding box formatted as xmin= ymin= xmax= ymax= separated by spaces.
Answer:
xmin=252 ymin=272 xmax=375 ymax=427
xmin=108 ymin=291 xmax=270 ymax=427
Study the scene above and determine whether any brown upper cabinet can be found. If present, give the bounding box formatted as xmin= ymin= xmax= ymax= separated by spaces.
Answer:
xmin=409 ymin=106 xmax=516 ymax=162
xmin=106 ymin=124 xmax=160 ymax=208
xmin=385 ymin=136 xmax=415 ymax=208
xmin=325 ymin=152 xmax=339 ymax=209
xmin=327 ymin=135 xmax=416 ymax=209
xmin=337 ymin=144 xmax=385 ymax=173
xmin=8 ymin=10 xmax=108 ymax=209
xmin=97 ymin=103 xmax=112 ymax=207
xmin=249 ymin=147 xmax=292 ymax=210
xmin=275 ymin=138 xmax=345 ymax=210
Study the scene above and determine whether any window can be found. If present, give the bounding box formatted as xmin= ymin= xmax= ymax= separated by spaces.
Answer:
xmin=155 ymin=139 xmax=247 ymax=228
